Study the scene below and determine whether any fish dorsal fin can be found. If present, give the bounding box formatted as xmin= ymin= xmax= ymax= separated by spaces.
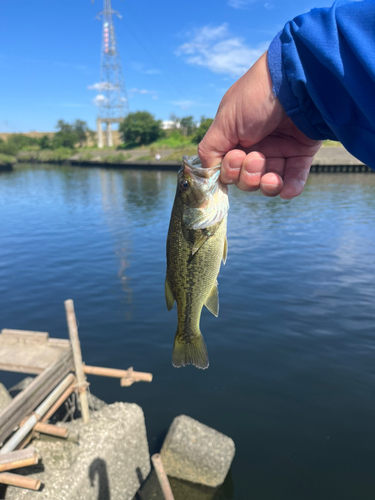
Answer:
xmin=165 ymin=276 xmax=175 ymax=311
xmin=223 ymin=236 xmax=228 ymax=265
xmin=192 ymin=229 xmax=213 ymax=256
xmin=205 ymin=282 xmax=219 ymax=317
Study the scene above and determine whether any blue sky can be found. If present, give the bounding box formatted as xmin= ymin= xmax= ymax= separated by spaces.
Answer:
xmin=1 ymin=0 xmax=333 ymax=132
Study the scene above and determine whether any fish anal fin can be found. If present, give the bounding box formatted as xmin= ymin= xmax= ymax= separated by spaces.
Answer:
xmin=165 ymin=276 xmax=175 ymax=311
xmin=223 ymin=236 xmax=228 ymax=265
xmin=205 ymin=282 xmax=219 ymax=317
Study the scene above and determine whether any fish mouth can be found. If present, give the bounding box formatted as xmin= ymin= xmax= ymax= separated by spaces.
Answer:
xmin=182 ymin=155 xmax=221 ymax=180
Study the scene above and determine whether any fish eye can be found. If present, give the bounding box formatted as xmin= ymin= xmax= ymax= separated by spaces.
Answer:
xmin=180 ymin=180 xmax=190 ymax=191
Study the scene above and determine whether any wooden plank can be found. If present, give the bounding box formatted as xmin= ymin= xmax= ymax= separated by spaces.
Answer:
xmin=47 ymin=338 xmax=70 ymax=348
xmin=0 ymin=472 xmax=41 ymax=490
xmin=0 ymin=363 xmax=43 ymax=375
xmin=1 ymin=330 xmax=49 ymax=343
xmin=0 ymin=348 xmax=74 ymax=445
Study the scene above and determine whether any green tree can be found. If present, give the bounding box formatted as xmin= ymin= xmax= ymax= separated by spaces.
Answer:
xmin=192 ymin=117 xmax=214 ymax=144
xmin=119 ymin=111 xmax=164 ymax=146
xmin=0 ymin=134 xmax=38 ymax=155
xmin=180 ymin=116 xmax=196 ymax=137
xmin=169 ymin=113 xmax=181 ymax=130
xmin=39 ymin=135 xmax=51 ymax=150
xmin=73 ymin=119 xmax=91 ymax=147
xmin=52 ymin=119 xmax=91 ymax=149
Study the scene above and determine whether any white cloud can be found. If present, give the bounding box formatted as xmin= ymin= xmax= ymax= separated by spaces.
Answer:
xmin=176 ymin=24 xmax=268 ymax=78
xmin=228 ymin=0 xmax=257 ymax=8
xmin=93 ymin=94 xmax=107 ymax=106
xmin=129 ymin=88 xmax=158 ymax=100
xmin=169 ymin=100 xmax=197 ymax=110
xmin=88 ymin=82 xmax=118 ymax=91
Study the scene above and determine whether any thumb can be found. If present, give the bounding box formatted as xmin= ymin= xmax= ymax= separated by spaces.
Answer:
xmin=198 ymin=117 xmax=239 ymax=169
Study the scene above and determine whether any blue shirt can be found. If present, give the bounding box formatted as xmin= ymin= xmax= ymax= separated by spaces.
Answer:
xmin=267 ymin=0 xmax=375 ymax=168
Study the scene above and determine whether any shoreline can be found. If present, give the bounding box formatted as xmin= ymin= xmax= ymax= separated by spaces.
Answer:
xmin=12 ymin=146 xmax=374 ymax=173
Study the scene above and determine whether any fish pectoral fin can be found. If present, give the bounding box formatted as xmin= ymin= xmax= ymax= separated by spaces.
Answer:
xmin=205 ymin=282 xmax=219 ymax=317
xmin=165 ymin=276 xmax=175 ymax=311
xmin=223 ymin=236 xmax=228 ymax=265
xmin=192 ymin=229 xmax=212 ymax=256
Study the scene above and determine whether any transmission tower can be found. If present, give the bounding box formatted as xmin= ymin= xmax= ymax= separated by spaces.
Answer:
xmin=94 ymin=0 xmax=129 ymax=148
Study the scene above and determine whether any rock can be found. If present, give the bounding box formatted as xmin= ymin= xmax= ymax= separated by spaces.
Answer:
xmin=0 ymin=383 xmax=11 ymax=413
xmin=88 ymin=392 xmax=107 ymax=411
xmin=3 ymin=403 xmax=150 ymax=500
xmin=160 ymin=415 xmax=235 ymax=488
xmin=8 ymin=377 xmax=34 ymax=398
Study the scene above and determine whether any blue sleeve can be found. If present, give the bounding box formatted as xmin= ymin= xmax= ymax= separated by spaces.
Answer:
xmin=267 ymin=0 xmax=375 ymax=169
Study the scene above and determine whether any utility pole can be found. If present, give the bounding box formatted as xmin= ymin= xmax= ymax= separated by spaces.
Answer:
xmin=94 ymin=0 xmax=129 ymax=148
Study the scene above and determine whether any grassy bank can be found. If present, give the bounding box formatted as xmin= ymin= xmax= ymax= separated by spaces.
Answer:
xmin=0 ymin=153 xmax=16 ymax=169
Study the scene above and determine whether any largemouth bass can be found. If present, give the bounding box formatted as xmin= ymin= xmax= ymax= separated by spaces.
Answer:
xmin=165 ymin=155 xmax=229 ymax=369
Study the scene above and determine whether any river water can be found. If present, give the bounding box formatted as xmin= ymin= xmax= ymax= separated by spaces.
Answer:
xmin=1 ymin=163 xmax=375 ymax=499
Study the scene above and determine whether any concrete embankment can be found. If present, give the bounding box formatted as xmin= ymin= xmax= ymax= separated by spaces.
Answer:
xmin=15 ymin=145 xmax=374 ymax=172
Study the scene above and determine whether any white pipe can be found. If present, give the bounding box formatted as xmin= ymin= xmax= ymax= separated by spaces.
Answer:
xmin=0 ymin=374 xmax=75 ymax=454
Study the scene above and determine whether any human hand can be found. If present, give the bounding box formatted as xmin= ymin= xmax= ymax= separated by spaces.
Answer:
xmin=198 ymin=52 xmax=322 ymax=199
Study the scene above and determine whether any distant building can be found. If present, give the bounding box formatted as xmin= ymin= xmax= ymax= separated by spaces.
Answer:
xmin=162 ymin=120 xmax=180 ymax=130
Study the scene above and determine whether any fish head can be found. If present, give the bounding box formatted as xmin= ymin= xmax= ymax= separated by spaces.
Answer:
xmin=176 ymin=155 xmax=229 ymax=230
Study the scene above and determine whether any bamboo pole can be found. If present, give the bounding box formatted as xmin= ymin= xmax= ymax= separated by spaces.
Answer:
xmin=0 ymin=374 xmax=75 ymax=455
xmin=64 ymin=299 xmax=90 ymax=424
xmin=0 ymin=449 xmax=38 ymax=473
xmin=17 ymin=380 xmax=78 ymax=451
xmin=83 ymin=365 xmax=153 ymax=383
xmin=0 ymin=472 xmax=41 ymax=490
xmin=41 ymin=378 xmax=76 ymax=423
xmin=151 ymin=454 xmax=175 ymax=500
xmin=33 ymin=423 xmax=68 ymax=439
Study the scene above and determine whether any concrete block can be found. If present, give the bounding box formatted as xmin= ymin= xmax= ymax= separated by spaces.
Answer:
xmin=0 ymin=383 xmax=11 ymax=413
xmin=160 ymin=415 xmax=235 ymax=488
xmin=4 ymin=402 xmax=150 ymax=500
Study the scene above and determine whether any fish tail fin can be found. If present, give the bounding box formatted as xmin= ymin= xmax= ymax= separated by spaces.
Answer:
xmin=172 ymin=333 xmax=209 ymax=370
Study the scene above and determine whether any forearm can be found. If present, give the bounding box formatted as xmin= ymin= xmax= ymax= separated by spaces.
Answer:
xmin=268 ymin=0 xmax=375 ymax=168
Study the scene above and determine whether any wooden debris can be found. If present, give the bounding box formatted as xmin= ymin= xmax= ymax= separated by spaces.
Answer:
xmin=83 ymin=364 xmax=153 ymax=386
xmin=0 ymin=472 xmax=41 ymax=490
xmin=1 ymin=374 xmax=76 ymax=454
xmin=0 ymin=328 xmax=72 ymax=375
xmin=41 ymin=378 xmax=76 ymax=424
xmin=0 ymin=348 xmax=74 ymax=445
xmin=151 ymin=453 xmax=175 ymax=500
xmin=34 ymin=423 xmax=68 ymax=439
xmin=1 ymin=330 xmax=49 ymax=343
xmin=64 ymin=299 xmax=90 ymax=424
xmin=0 ymin=448 xmax=38 ymax=472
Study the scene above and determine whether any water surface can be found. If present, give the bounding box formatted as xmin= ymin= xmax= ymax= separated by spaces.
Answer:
xmin=1 ymin=164 xmax=375 ymax=499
